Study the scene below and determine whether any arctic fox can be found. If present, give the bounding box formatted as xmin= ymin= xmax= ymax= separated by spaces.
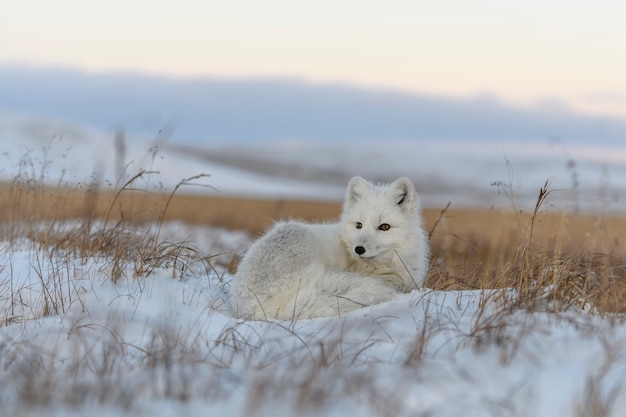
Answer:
xmin=230 ymin=176 xmax=430 ymax=320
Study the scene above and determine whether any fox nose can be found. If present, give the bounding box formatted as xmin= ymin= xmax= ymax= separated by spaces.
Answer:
xmin=355 ymin=246 xmax=366 ymax=255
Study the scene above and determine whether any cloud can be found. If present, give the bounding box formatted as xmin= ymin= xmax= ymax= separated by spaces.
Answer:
xmin=1 ymin=65 xmax=625 ymax=146
xmin=584 ymin=91 xmax=626 ymax=104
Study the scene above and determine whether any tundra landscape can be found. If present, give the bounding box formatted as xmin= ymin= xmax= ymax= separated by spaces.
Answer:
xmin=5 ymin=2 xmax=626 ymax=415
xmin=1 ymin=133 xmax=626 ymax=416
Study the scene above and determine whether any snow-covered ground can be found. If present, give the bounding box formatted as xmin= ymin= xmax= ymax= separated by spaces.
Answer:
xmin=2 ymin=114 xmax=626 ymax=416
xmin=1 ymin=221 xmax=626 ymax=417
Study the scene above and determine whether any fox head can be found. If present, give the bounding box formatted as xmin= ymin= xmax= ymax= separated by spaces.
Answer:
xmin=340 ymin=176 xmax=420 ymax=263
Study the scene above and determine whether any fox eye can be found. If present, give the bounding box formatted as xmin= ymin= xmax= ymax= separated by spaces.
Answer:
xmin=355 ymin=222 xmax=362 ymax=229
xmin=378 ymin=223 xmax=391 ymax=231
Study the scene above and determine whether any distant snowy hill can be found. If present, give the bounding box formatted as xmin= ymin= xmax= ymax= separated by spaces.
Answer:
xmin=1 ymin=112 xmax=625 ymax=213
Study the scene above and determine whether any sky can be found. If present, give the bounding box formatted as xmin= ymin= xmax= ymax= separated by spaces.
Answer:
xmin=2 ymin=1 xmax=626 ymax=120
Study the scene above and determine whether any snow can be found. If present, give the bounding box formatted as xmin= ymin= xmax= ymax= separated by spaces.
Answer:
xmin=2 ymin=114 xmax=626 ymax=416
xmin=2 ymin=222 xmax=626 ymax=416
xmin=2 ymin=112 xmax=626 ymax=212
xmin=0 ymin=113 xmax=347 ymax=201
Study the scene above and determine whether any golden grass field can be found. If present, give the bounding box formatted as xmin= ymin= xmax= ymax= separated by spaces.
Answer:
xmin=2 ymin=180 xmax=626 ymax=312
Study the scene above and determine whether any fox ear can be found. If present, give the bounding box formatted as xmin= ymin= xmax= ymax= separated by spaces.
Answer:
xmin=390 ymin=177 xmax=416 ymax=211
xmin=345 ymin=176 xmax=370 ymax=206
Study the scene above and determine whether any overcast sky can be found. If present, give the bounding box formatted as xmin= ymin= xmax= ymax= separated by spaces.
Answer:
xmin=2 ymin=1 xmax=626 ymax=120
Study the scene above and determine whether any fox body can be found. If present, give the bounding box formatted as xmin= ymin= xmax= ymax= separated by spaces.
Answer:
xmin=229 ymin=176 xmax=430 ymax=320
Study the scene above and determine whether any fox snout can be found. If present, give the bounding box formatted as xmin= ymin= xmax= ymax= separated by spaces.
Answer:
xmin=355 ymin=246 xmax=366 ymax=255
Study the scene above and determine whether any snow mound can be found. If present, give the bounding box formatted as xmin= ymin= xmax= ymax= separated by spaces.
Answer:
xmin=1 ymin=222 xmax=625 ymax=416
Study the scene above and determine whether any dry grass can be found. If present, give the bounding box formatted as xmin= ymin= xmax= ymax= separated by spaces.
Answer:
xmin=424 ymin=194 xmax=626 ymax=314
xmin=3 ymin=174 xmax=626 ymax=313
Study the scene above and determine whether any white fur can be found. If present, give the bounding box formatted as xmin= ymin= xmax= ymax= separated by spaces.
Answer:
xmin=229 ymin=176 xmax=430 ymax=320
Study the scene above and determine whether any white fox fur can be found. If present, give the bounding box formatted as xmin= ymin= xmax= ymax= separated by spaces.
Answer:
xmin=229 ymin=176 xmax=430 ymax=320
